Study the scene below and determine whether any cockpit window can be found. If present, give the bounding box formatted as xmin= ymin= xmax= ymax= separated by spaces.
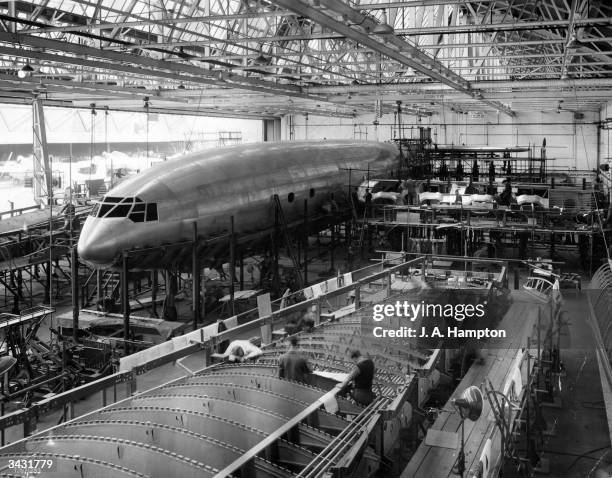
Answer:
xmin=98 ymin=204 xmax=114 ymax=217
xmin=92 ymin=196 xmax=159 ymax=222
xmin=106 ymin=204 xmax=132 ymax=218
xmin=129 ymin=202 xmax=146 ymax=223
xmin=145 ymin=203 xmax=158 ymax=222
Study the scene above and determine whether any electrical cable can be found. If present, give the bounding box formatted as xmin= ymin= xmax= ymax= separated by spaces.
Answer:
xmin=588 ymin=448 xmax=612 ymax=477
xmin=184 ymin=87 xmax=205 ymax=153
xmin=580 ymin=399 xmax=606 ymax=409
xmin=561 ymin=446 xmax=612 ymax=477
xmin=543 ymin=448 xmax=612 ymax=460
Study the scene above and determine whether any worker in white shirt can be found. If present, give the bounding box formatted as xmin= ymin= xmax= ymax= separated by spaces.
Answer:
xmin=224 ymin=340 xmax=262 ymax=362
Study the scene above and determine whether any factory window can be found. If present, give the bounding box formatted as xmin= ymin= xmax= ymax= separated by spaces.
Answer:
xmin=146 ymin=203 xmax=158 ymax=221
xmin=309 ymin=188 xmax=315 ymax=198
xmin=288 ymin=192 xmax=295 ymax=203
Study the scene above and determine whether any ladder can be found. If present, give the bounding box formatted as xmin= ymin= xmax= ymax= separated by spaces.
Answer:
xmin=83 ymin=270 xmax=120 ymax=306
xmin=102 ymin=270 xmax=121 ymax=301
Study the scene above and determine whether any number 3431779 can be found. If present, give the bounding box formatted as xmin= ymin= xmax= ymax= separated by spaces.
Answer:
xmin=7 ymin=458 xmax=56 ymax=474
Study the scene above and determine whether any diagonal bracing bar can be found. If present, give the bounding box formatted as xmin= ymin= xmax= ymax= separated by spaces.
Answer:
xmin=32 ymin=97 xmax=51 ymax=204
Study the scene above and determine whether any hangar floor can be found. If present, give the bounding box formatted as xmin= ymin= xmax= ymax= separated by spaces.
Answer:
xmin=540 ymin=290 xmax=611 ymax=477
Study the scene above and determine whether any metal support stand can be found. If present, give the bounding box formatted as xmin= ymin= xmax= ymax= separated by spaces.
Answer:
xmin=303 ymin=199 xmax=308 ymax=286
xmin=96 ymin=268 xmax=102 ymax=307
xmin=271 ymin=209 xmax=279 ymax=296
xmin=272 ymin=195 xmax=304 ymax=288
xmin=330 ymin=219 xmax=336 ymax=273
xmin=239 ymin=251 xmax=244 ymax=291
xmin=151 ymin=270 xmax=158 ymax=317
xmin=121 ymin=252 xmax=130 ymax=355
xmin=192 ymin=222 xmax=200 ymax=330
xmin=229 ymin=215 xmax=236 ymax=316
xmin=44 ymin=260 xmax=51 ymax=304
xmin=71 ymin=247 xmax=79 ymax=342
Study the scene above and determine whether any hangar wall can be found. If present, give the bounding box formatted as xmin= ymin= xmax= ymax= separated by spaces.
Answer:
xmin=0 ymin=105 xmax=263 ymax=145
xmin=282 ymin=108 xmax=600 ymax=171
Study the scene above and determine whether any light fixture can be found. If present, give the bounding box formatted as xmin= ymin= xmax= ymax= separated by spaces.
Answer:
xmin=252 ymin=46 xmax=270 ymax=66
xmin=372 ymin=9 xmax=394 ymax=35
xmin=0 ymin=356 xmax=16 ymax=376
xmin=452 ymin=386 xmax=484 ymax=476
xmin=17 ymin=62 xmax=34 ymax=79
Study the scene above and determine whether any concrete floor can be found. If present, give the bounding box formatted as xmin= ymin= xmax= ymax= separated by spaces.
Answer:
xmin=540 ymin=289 xmax=612 ymax=477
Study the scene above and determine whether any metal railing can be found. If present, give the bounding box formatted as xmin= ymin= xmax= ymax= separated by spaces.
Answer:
xmin=0 ymin=254 xmax=507 ymax=448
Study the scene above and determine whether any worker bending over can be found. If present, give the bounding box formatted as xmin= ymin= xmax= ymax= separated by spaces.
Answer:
xmin=223 ymin=340 xmax=262 ymax=362
xmin=344 ymin=349 xmax=376 ymax=406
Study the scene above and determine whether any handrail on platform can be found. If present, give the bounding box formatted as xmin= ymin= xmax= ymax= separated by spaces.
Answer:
xmin=0 ymin=253 xmax=503 ymax=447
xmin=212 ymin=375 xmax=353 ymax=478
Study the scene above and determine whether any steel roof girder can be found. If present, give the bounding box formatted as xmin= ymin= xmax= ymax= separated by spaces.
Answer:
xmin=268 ymin=0 xmax=513 ymax=115
xmin=0 ymin=31 xmax=327 ymax=99
xmin=0 ymin=43 xmax=336 ymax=106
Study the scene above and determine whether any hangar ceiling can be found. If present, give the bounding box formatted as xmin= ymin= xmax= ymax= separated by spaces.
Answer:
xmin=0 ymin=0 xmax=610 ymax=119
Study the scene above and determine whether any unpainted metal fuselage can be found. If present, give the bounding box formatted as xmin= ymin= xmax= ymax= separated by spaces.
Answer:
xmin=77 ymin=140 xmax=399 ymax=269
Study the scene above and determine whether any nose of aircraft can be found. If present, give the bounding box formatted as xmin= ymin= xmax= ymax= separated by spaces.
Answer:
xmin=77 ymin=217 xmax=118 ymax=266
